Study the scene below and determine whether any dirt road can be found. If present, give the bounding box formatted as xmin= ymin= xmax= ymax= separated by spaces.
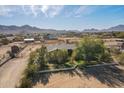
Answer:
xmin=0 ymin=44 xmax=41 ymax=88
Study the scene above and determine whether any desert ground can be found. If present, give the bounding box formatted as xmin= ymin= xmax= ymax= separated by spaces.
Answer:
xmin=0 ymin=44 xmax=42 ymax=88
xmin=0 ymin=45 xmax=11 ymax=59
xmin=33 ymin=65 xmax=124 ymax=88
xmin=0 ymin=43 xmax=124 ymax=88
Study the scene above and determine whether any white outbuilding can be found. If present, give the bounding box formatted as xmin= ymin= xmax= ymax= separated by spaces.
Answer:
xmin=24 ymin=38 xmax=35 ymax=43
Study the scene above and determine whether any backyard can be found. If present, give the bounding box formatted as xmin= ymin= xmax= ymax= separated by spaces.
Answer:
xmin=20 ymin=37 xmax=119 ymax=88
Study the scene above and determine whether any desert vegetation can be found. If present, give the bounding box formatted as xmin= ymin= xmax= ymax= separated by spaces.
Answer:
xmin=20 ymin=37 xmax=113 ymax=87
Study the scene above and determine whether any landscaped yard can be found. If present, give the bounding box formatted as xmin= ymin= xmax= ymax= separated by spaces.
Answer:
xmin=19 ymin=37 xmax=114 ymax=88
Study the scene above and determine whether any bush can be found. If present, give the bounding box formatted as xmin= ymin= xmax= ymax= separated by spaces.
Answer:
xmin=0 ymin=38 xmax=10 ymax=45
xmin=100 ymin=50 xmax=113 ymax=63
xmin=36 ymin=45 xmax=48 ymax=70
xmin=13 ymin=36 xmax=24 ymax=42
xmin=118 ymin=53 xmax=124 ymax=65
xmin=48 ymin=49 xmax=68 ymax=64
xmin=110 ymin=48 xmax=121 ymax=55
xmin=73 ymin=37 xmax=112 ymax=64
xmin=19 ymin=51 xmax=39 ymax=88
xmin=20 ymin=77 xmax=33 ymax=88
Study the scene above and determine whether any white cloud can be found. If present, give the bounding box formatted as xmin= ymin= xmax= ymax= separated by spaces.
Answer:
xmin=74 ymin=6 xmax=99 ymax=17
xmin=22 ymin=5 xmax=64 ymax=18
xmin=0 ymin=5 xmax=99 ymax=18
xmin=22 ymin=6 xmax=35 ymax=16
xmin=41 ymin=5 xmax=64 ymax=18
xmin=41 ymin=5 xmax=49 ymax=17
xmin=75 ymin=6 xmax=88 ymax=15
xmin=0 ymin=6 xmax=12 ymax=17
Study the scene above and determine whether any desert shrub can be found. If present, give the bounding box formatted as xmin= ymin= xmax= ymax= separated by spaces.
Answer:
xmin=13 ymin=36 xmax=24 ymax=42
xmin=0 ymin=38 xmax=10 ymax=45
xmin=118 ymin=53 xmax=124 ymax=65
xmin=110 ymin=47 xmax=121 ymax=55
xmin=19 ymin=51 xmax=39 ymax=88
xmin=36 ymin=45 xmax=48 ymax=70
xmin=20 ymin=77 xmax=33 ymax=88
xmin=48 ymin=49 xmax=68 ymax=64
xmin=73 ymin=37 xmax=112 ymax=64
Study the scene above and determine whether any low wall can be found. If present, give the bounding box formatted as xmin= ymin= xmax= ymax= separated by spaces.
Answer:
xmin=37 ymin=66 xmax=76 ymax=74
xmin=37 ymin=63 xmax=119 ymax=74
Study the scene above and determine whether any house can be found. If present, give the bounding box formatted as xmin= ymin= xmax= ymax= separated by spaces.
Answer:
xmin=24 ymin=38 xmax=35 ymax=43
xmin=43 ymin=34 xmax=57 ymax=40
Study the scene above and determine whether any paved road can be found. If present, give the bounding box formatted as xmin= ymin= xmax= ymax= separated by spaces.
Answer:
xmin=0 ymin=44 xmax=41 ymax=88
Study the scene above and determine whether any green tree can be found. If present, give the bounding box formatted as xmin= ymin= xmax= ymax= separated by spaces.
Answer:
xmin=74 ymin=37 xmax=112 ymax=63
xmin=118 ymin=53 xmax=124 ymax=65
xmin=48 ymin=49 xmax=68 ymax=64
xmin=37 ymin=45 xmax=48 ymax=70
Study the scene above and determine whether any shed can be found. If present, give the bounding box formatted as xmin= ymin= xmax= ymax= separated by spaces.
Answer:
xmin=24 ymin=38 xmax=35 ymax=43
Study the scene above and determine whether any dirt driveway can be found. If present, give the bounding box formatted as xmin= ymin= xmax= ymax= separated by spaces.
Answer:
xmin=0 ymin=44 xmax=41 ymax=88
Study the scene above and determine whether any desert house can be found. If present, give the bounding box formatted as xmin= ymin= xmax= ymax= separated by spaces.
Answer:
xmin=24 ymin=38 xmax=35 ymax=43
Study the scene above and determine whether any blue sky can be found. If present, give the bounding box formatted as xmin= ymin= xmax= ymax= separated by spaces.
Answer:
xmin=0 ymin=5 xmax=124 ymax=30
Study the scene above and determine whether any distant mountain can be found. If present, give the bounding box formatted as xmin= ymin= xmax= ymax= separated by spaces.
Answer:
xmin=83 ymin=28 xmax=99 ymax=32
xmin=107 ymin=25 xmax=124 ymax=31
xmin=83 ymin=25 xmax=124 ymax=32
xmin=0 ymin=25 xmax=67 ymax=34
xmin=0 ymin=24 xmax=124 ymax=34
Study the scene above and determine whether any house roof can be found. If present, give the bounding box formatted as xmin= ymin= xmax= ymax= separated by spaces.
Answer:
xmin=24 ymin=38 xmax=34 ymax=41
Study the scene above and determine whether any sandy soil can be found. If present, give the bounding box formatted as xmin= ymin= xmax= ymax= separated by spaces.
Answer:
xmin=1 ymin=43 xmax=124 ymax=88
xmin=0 ymin=45 xmax=11 ymax=59
xmin=0 ymin=44 xmax=41 ymax=88
xmin=33 ymin=66 xmax=124 ymax=88
xmin=33 ymin=72 xmax=108 ymax=88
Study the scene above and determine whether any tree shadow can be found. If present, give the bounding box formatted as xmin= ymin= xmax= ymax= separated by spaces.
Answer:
xmin=31 ymin=65 xmax=124 ymax=87
xmin=60 ymin=70 xmax=77 ymax=77
xmin=32 ymin=73 xmax=52 ymax=86
xmin=79 ymin=65 xmax=124 ymax=87
xmin=32 ymin=70 xmax=76 ymax=86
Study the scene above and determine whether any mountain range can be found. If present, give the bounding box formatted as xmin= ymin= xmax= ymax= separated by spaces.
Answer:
xmin=0 ymin=24 xmax=124 ymax=34
xmin=83 ymin=25 xmax=124 ymax=32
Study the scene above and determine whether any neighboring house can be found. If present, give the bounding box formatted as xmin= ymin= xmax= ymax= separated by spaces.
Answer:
xmin=44 ymin=34 xmax=57 ymax=40
xmin=24 ymin=38 xmax=35 ymax=43
xmin=58 ymin=37 xmax=81 ymax=44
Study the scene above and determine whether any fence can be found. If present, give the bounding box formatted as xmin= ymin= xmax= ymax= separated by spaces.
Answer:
xmin=37 ymin=63 xmax=119 ymax=74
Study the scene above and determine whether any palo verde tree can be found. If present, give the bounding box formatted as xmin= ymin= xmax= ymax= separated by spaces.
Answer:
xmin=37 ymin=45 xmax=48 ymax=70
xmin=48 ymin=49 xmax=68 ymax=64
xmin=74 ymin=37 xmax=112 ymax=64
